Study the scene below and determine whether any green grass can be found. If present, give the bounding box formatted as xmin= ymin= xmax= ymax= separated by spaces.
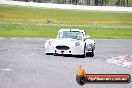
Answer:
xmin=0 ymin=5 xmax=132 ymax=25
xmin=0 ymin=23 xmax=132 ymax=39
xmin=0 ymin=5 xmax=132 ymax=38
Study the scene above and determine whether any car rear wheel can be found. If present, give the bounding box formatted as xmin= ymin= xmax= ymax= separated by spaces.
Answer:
xmin=86 ymin=49 xmax=94 ymax=57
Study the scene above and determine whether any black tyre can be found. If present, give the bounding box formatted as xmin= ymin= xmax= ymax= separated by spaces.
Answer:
xmin=90 ymin=49 xmax=95 ymax=57
xmin=86 ymin=49 xmax=94 ymax=57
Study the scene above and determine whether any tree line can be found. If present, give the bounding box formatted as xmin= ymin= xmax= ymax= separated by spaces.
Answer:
xmin=14 ymin=0 xmax=129 ymax=6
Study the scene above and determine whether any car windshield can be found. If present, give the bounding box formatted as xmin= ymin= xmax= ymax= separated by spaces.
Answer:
xmin=59 ymin=31 xmax=83 ymax=40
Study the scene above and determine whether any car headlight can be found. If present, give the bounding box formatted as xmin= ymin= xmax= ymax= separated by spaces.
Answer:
xmin=75 ymin=42 xmax=80 ymax=46
xmin=48 ymin=41 xmax=52 ymax=45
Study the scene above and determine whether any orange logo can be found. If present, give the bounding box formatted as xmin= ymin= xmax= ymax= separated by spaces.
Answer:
xmin=76 ymin=66 xmax=131 ymax=85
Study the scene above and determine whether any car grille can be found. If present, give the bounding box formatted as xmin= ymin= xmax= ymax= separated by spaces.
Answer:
xmin=56 ymin=46 xmax=69 ymax=50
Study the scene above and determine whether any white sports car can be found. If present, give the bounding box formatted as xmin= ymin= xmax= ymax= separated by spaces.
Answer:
xmin=45 ymin=29 xmax=95 ymax=57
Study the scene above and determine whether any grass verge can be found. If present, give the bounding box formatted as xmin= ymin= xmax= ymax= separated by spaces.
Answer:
xmin=0 ymin=5 xmax=132 ymax=38
xmin=0 ymin=23 xmax=132 ymax=39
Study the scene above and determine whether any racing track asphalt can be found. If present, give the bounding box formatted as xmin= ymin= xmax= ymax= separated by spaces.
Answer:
xmin=0 ymin=38 xmax=132 ymax=88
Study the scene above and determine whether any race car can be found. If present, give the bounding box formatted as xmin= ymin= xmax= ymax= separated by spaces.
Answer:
xmin=45 ymin=29 xmax=95 ymax=57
